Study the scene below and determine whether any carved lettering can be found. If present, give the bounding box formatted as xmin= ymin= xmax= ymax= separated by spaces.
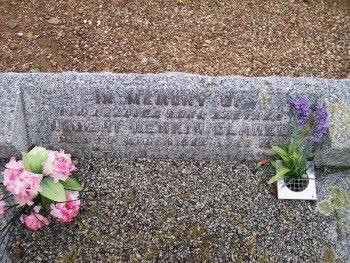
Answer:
xmin=167 ymin=110 xmax=196 ymax=119
xmin=51 ymin=90 xmax=292 ymax=160
xmin=232 ymin=111 xmax=243 ymax=120
xmin=171 ymin=123 xmax=189 ymax=134
xmin=127 ymin=93 xmax=140 ymax=105
xmin=243 ymin=141 xmax=251 ymax=148
xmin=226 ymin=124 xmax=237 ymax=135
xmin=182 ymin=95 xmax=193 ymax=106
xmin=171 ymin=95 xmax=180 ymax=106
xmin=197 ymin=96 xmax=206 ymax=107
xmin=131 ymin=122 xmax=204 ymax=135
xmin=265 ymin=124 xmax=290 ymax=136
xmin=58 ymin=135 xmax=90 ymax=144
xmin=259 ymin=139 xmax=272 ymax=148
xmin=251 ymin=124 xmax=263 ymax=136
xmin=103 ymin=109 xmax=111 ymax=117
xmin=250 ymin=113 xmax=260 ymax=121
xmin=214 ymin=124 xmax=224 ymax=135
xmin=196 ymin=111 xmax=205 ymax=119
xmin=239 ymin=124 xmax=251 ymax=135
xmin=156 ymin=95 xmax=169 ymax=106
xmin=96 ymin=92 xmax=113 ymax=104
xmin=92 ymin=109 xmax=100 ymax=117
xmin=50 ymin=120 xmax=121 ymax=133
xmin=220 ymin=95 xmax=240 ymax=107
xmin=125 ymin=93 xmax=206 ymax=107
xmin=143 ymin=93 xmax=152 ymax=105
xmin=142 ymin=109 xmax=160 ymax=118
xmin=123 ymin=137 xmax=207 ymax=147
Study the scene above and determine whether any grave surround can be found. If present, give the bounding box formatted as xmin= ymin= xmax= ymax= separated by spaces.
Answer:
xmin=0 ymin=73 xmax=349 ymax=166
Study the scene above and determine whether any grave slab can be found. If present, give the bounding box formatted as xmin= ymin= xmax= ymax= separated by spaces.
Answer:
xmin=0 ymin=73 xmax=349 ymax=166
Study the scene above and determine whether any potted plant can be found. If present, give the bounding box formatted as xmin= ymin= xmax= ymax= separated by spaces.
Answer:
xmin=268 ymin=97 xmax=328 ymax=200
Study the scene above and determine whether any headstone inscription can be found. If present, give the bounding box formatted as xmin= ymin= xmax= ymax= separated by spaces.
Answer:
xmin=0 ymin=73 xmax=349 ymax=166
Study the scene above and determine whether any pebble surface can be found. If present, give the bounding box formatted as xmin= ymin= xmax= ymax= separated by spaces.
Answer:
xmin=0 ymin=1 xmax=349 ymax=78
xmin=10 ymin=158 xmax=337 ymax=262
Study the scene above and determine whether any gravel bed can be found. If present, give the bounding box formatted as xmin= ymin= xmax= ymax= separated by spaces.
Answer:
xmin=1 ymin=0 xmax=349 ymax=78
xmin=9 ymin=158 xmax=336 ymax=262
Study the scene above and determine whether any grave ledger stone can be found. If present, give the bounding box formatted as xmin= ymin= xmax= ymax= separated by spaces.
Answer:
xmin=0 ymin=73 xmax=349 ymax=166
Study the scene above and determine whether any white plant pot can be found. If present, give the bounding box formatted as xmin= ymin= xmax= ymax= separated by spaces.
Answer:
xmin=277 ymin=161 xmax=317 ymax=200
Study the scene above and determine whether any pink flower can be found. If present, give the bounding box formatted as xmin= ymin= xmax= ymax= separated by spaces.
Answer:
xmin=2 ymin=158 xmax=43 ymax=206
xmin=3 ymin=157 xmax=24 ymax=186
xmin=20 ymin=206 xmax=50 ymax=230
xmin=5 ymin=157 xmax=24 ymax=170
xmin=0 ymin=194 xmax=8 ymax=215
xmin=42 ymin=150 xmax=75 ymax=183
xmin=50 ymin=191 xmax=81 ymax=223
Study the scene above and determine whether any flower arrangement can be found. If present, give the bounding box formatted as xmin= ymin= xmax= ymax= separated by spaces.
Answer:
xmin=268 ymin=97 xmax=328 ymax=185
xmin=0 ymin=147 xmax=82 ymax=231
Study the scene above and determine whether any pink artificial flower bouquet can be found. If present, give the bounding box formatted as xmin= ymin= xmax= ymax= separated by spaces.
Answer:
xmin=0 ymin=147 xmax=82 ymax=231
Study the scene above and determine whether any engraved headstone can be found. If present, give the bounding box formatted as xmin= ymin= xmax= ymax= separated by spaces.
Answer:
xmin=0 ymin=73 xmax=349 ymax=166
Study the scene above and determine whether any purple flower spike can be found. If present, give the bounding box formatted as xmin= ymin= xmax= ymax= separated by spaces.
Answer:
xmin=309 ymin=103 xmax=328 ymax=142
xmin=288 ymin=97 xmax=310 ymax=126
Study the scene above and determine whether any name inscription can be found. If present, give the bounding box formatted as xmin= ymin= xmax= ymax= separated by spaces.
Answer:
xmin=48 ymin=91 xmax=290 ymax=159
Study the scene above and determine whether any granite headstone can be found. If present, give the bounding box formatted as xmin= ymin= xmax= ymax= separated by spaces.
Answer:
xmin=0 ymin=73 xmax=349 ymax=166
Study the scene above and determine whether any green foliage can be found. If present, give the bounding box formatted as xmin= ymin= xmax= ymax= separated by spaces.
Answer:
xmin=40 ymin=177 xmax=66 ymax=202
xmin=22 ymin=146 xmax=48 ymax=174
xmin=60 ymin=178 xmax=82 ymax=191
xmin=297 ymin=123 xmax=311 ymax=147
xmin=268 ymin=139 xmax=308 ymax=184
xmin=268 ymin=160 xmax=290 ymax=184
xmin=40 ymin=195 xmax=53 ymax=211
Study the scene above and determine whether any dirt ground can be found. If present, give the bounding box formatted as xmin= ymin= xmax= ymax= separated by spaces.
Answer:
xmin=0 ymin=0 xmax=349 ymax=78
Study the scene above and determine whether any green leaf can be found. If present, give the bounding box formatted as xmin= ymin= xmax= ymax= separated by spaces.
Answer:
xmin=22 ymin=147 xmax=48 ymax=174
xmin=29 ymin=146 xmax=47 ymax=155
xmin=290 ymin=151 xmax=304 ymax=172
xmin=13 ymin=197 xmax=19 ymax=205
xmin=40 ymin=196 xmax=52 ymax=211
xmin=281 ymin=145 xmax=288 ymax=153
xmin=297 ymin=124 xmax=311 ymax=146
xmin=276 ymin=169 xmax=291 ymax=180
xmin=272 ymin=146 xmax=288 ymax=158
xmin=268 ymin=175 xmax=278 ymax=184
xmin=301 ymin=173 xmax=308 ymax=179
xmin=60 ymin=178 xmax=82 ymax=191
xmin=279 ymin=153 xmax=292 ymax=167
xmin=288 ymin=138 xmax=294 ymax=156
xmin=269 ymin=161 xmax=291 ymax=184
xmin=40 ymin=177 xmax=66 ymax=202
xmin=273 ymin=154 xmax=282 ymax=160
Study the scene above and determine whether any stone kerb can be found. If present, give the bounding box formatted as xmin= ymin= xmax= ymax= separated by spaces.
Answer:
xmin=0 ymin=73 xmax=349 ymax=166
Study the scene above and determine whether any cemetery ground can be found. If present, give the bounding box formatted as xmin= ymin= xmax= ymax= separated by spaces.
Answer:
xmin=0 ymin=0 xmax=349 ymax=78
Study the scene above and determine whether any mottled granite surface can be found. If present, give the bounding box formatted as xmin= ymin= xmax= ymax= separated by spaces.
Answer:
xmin=0 ymin=73 xmax=349 ymax=166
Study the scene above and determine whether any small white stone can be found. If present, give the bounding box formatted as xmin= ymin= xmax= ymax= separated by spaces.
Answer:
xmin=141 ymin=56 xmax=148 ymax=65
xmin=17 ymin=32 xmax=23 ymax=36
